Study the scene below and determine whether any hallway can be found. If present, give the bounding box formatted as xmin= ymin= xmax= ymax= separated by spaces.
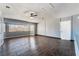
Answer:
xmin=0 ymin=36 xmax=75 ymax=56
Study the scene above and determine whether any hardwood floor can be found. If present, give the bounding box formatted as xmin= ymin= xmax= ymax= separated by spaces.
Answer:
xmin=0 ymin=35 xmax=75 ymax=56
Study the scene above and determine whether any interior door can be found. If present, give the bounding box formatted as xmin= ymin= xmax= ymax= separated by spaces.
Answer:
xmin=60 ymin=19 xmax=71 ymax=40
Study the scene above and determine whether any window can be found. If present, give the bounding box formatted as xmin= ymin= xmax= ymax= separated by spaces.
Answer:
xmin=8 ymin=24 xmax=29 ymax=32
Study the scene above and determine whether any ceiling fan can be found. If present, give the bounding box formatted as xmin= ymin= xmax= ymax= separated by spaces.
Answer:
xmin=24 ymin=10 xmax=38 ymax=18
xmin=30 ymin=12 xmax=37 ymax=17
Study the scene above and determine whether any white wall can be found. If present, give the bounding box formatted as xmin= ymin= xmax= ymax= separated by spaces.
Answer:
xmin=0 ymin=11 xmax=4 ymax=47
xmin=37 ymin=13 xmax=60 ymax=38
xmin=45 ymin=17 xmax=60 ymax=37
xmin=37 ymin=17 xmax=46 ymax=35
xmin=72 ymin=14 xmax=79 ymax=56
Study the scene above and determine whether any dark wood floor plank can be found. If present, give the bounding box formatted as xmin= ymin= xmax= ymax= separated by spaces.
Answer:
xmin=0 ymin=36 xmax=75 ymax=56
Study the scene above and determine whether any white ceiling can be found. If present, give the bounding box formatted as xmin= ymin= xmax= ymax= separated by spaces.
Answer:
xmin=53 ymin=3 xmax=79 ymax=17
xmin=0 ymin=3 xmax=56 ymax=22
xmin=1 ymin=3 xmax=79 ymax=22
xmin=1 ymin=3 xmax=55 ymax=16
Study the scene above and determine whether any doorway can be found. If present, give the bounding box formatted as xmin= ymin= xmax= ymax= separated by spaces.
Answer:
xmin=60 ymin=18 xmax=71 ymax=40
